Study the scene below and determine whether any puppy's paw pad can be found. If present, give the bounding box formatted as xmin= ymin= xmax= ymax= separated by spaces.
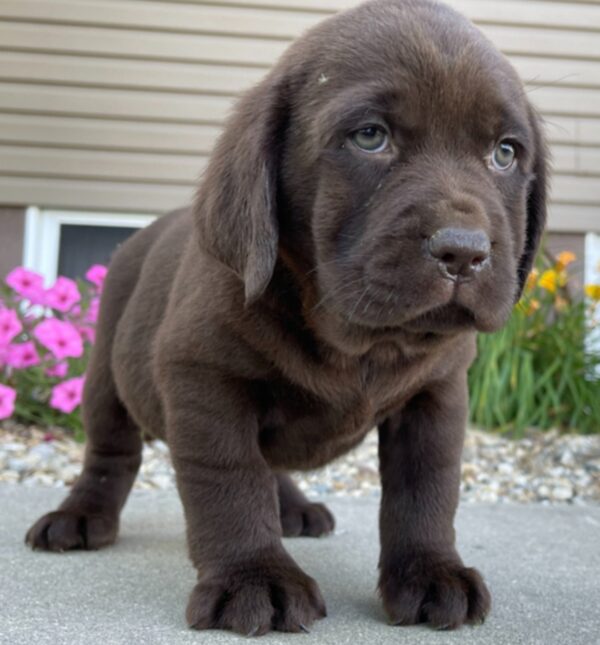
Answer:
xmin=380 ymin=559 xmax=491 ymax=630
xmin=186 ymin=561 xmax=327 ymax=635
xmin=280 ymin=502 xmax=335 ymax=538
xmin=25 ymin=510 xmax=117 ymax=552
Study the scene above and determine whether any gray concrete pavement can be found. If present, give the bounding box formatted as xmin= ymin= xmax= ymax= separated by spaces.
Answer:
xmin=1 ymin=486 xmax=599 ymax=645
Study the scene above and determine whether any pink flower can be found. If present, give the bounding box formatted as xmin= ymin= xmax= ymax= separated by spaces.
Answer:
xmin=0 ymin=383 xmax=17 ymax=420
xmin=78 ymin=326 xmax=96 ymax=344
xmin=86 ymin=265 xmax=108 ymax=291
xmin=44 ymin=277 xmax=81 ymax=313
xmin=5 ymin=267 xmax=45 ymax=304
xmin=84 ymin=297 xmax=100 ymax=324
xmin=5 ymin=341 xmax=40 ymax=369
xmin=45 ymin=360 xmax=69 ymax=378
xmin=0 ymin=307 xmax=22 ymax=347
xmin=33 ymin=319 xmax=83 ymax=360
xmin=50 ymin=376 xmax=85 ymax=414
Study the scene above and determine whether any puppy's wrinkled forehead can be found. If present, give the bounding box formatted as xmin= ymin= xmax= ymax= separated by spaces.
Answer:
xmin=292 ymin=0 xmax=529 ymax=147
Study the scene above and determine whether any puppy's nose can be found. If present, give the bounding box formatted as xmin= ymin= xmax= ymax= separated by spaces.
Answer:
xmin=428 ymin=228 xmax=491 ymax=278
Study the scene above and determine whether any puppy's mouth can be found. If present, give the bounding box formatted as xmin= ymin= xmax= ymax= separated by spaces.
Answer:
xmin=321 ymin=262 xmax=512 ymax=335
xmin=401 ymin=302 xmax=477 ymax=334
xmin=345 ymin=286 xmax=496 ymax=336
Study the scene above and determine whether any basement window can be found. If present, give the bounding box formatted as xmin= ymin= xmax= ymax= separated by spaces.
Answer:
xmin=23 ymin=208 xmax=156 ymax=283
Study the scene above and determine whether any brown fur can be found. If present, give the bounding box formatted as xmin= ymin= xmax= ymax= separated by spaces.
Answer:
xmin=26 ymin=0 xmax=547 ymax=635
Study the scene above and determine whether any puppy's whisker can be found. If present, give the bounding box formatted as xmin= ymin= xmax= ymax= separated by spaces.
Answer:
xmin=301 ymin=245 xmax=373 ymax=283
xmin=303 ymin=259 xmax=350 ymax=278
xmin=315 ymin=276 xmax=366 ymax=312
xmin=524 ymin=73 xmax=581 ymax=91
xmin=541 ymin=118 xmax=569 ymax=135
xmin=374 ymin=290 xmax=396 ymax=325
xmin=311 ymin=276 xmax=364 ymax=311
xmin=318 ymin=276 xmax=364 ymax=304
xmin=347 ymin=285 xmax=370 ymax=321
xmin=334 ymin=232 xmax=361 ymax=240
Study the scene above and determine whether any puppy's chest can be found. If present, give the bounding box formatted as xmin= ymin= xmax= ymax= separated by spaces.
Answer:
xmin=259 ymin=350 xmax=433 ymax=469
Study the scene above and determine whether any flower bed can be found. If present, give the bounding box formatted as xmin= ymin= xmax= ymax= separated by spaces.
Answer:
xmin=0 ymin=265 xmax=106 ymax=437
xmin=469 ymin=252 xmax=600 ymax=435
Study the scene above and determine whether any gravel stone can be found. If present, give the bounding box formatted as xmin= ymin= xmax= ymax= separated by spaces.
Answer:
xmin=1 ymin=421 xmax=599 ymax=504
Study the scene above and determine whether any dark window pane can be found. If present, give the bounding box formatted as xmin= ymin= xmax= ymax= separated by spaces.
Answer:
xmin=57 ymin=224 xmax=138 ymax=280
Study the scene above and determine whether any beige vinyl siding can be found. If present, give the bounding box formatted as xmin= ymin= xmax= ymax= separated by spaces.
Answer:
xmin=0 ymin=0 xmax=599 ymax=232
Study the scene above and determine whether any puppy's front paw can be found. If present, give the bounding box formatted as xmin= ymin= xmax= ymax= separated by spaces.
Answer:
xmin=379 ymin=554 xmax=491 ymax=630
xmin=280 ymin=502 xmax=335 ymax=538
xmin=25 ymin=510 xmax=118 ymax=552
xmin=186 ymin=556 xmax=326 ymax=636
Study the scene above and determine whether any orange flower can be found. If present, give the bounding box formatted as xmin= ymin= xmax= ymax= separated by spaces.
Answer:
xmin=527 ymin=299 xmax=541 ymax=315
xmin=555 ymin=251 xmax=576 ymax=271
xmin=554 ymin=296 xmax=568 ymax=312
xmin=585 ymin=285 xmax=600 ymax=301
xmin=526 ymin=268 xmax=539 ymax=291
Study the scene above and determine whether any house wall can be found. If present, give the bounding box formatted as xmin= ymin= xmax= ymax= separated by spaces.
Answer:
xmin=0 ymin=207 xmax=24 ymax=278
xmin=0 ymin=0 xmax=599 ymax=229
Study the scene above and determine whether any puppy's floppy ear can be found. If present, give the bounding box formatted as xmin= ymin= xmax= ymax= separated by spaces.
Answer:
xmin=195 ymin=73 xmax=288 ymax=304
xmin=516 ymin=107 xmax=549 ymax=298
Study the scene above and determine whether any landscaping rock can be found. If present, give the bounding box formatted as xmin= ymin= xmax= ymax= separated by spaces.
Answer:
xmin=1 ymin=421 xmax=599 ymax=504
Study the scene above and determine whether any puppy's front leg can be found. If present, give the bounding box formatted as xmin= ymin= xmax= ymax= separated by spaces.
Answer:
xmin=162 ymin=366 xmax=326 ymax=635
xmin=377 ymin=372 xmax=491 ymax=630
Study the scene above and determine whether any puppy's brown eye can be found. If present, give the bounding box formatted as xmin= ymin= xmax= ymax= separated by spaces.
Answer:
xmin=350 ymin=126 xmax=389 ymax=153
xmin=491 ymin=141 xmax=517 ymax=171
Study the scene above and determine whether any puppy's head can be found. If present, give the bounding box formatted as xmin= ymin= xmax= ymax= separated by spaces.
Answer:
xmin=196 ymin=0 xmax=548 ymax=337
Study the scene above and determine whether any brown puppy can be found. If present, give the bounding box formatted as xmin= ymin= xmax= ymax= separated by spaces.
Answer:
xmin=26 ymin=0 xmax=547 ymax=635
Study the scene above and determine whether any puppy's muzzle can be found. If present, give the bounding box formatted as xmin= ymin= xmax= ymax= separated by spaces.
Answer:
xmin=427 ymin=228 xmax=491 ymax=281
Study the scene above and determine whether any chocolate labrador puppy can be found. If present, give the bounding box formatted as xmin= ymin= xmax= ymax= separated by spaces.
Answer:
xmin=26 ymin=0 xmax=547 ymax=635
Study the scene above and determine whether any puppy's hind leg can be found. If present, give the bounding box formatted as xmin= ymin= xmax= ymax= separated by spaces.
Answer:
xmin=25 ymin=338 xmax=142 ymax=552
xmin=277 ymin=473 xmax=335 ymax=538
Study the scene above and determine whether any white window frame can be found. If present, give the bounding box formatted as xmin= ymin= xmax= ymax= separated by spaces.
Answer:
xmin=23 ymin=207 xmax=156 ymax=285
xmin=585 ymin=233 xmax=600 ymax=376
xmin=586 ymin=233 xmax=600 ymax=287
